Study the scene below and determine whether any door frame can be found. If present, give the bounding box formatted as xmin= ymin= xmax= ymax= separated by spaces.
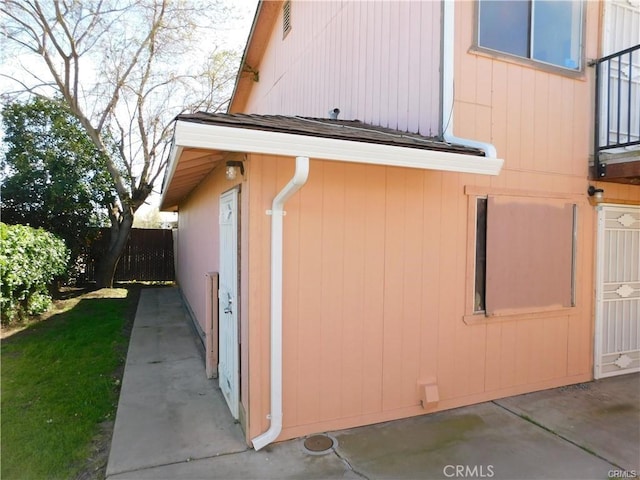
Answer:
xmin=218 ymin=187 xmax=240 ymax=418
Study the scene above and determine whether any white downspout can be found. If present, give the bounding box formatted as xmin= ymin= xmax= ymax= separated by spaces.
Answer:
xmin=442 ymin=0 xmax=497 ymax=158
xmin=252 ymin=156 xmax=310 ymax=451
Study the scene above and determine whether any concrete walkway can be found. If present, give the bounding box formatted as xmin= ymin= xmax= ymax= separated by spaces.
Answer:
xmin=107 ymin=288 xmax=640 ymax=480
xmin=105 ymin=288 xmax=247 ymax=478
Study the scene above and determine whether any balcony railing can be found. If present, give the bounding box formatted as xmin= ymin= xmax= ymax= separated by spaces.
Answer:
xmin=594 ymin=44 xmax=640 ymax=178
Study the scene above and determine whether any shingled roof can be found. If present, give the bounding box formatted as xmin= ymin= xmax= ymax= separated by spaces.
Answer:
xmin=161 ymin=112 xmax=503 ymax=210
xmin=177 ymin=112 xmax=485 ymax=157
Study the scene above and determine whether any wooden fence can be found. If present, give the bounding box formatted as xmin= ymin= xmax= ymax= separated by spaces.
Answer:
xmin=76 ymin=228 xmax=175 ymax=283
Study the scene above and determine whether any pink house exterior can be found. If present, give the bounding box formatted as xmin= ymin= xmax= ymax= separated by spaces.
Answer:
xmin=161 ymin=1 xmax=640 ymax=449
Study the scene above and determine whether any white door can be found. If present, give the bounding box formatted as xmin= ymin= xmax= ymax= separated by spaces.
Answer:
xmin=219 ymin=189 xmax=239 ymax=418
xmin=594 ymin=204 xmax=640 ymax=379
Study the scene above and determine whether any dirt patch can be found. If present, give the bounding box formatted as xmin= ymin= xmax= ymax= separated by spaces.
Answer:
xmin=74 ymin=285 xmax=141 ymax=480
xmin=75 ymin=421 xmax=115 ymax=480
xmin=0 ymin=286 xmax=91 ymax=339
xmin=1 ymin=287 xmax=134 ymax=340
xmin=1 ymin=298 xmax=80 ymax=339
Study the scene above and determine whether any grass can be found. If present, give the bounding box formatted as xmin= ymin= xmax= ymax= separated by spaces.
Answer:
xmin=1 ymin=287 xmax=139 ymax=480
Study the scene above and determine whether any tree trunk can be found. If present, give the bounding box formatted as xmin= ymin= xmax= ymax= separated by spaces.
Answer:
xmin=96 ymin=208 xmax=134 ymax=288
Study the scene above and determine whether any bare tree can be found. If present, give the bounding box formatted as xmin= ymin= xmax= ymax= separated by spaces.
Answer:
xmin=1 ymin=0 xmax=239 ymax=287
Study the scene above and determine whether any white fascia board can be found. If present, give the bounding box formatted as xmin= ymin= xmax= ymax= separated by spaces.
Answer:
xmin=159 ymin=140 xmax=183 ymax=208
xmin=163 ymin=120 xmax=504 ymax=200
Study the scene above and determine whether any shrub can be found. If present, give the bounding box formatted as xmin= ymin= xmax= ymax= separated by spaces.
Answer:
xmin=0 ymin=223 xmax=69 ymax=324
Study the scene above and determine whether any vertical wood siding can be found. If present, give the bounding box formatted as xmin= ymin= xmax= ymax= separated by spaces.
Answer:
xmin=175 ymin=166 xmax=250 ymax=415
xmin=245 ymin=155 xmax=605 ymax=441
xmin=176 ymin=171 xmax=220 ymax=333
xmin=174 ymin=0 xmax=640 ymax=445
xmin=453 ymin=1 xmax=603 ymax=184
xmin=451 ymin=1 xmax=602 ymax=397
xmin=242 ymin=1 xmax=441 ymax=136
xmin=240 ymin=1 xmax=640 ymax=442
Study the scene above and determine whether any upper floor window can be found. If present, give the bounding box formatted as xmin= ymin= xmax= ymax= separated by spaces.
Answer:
xmin=478 ymin=0 xmax=583 ymax=70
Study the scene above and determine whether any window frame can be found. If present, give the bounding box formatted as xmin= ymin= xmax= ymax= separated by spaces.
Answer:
xmin=472 ymin=0 xmax=586 ymax=77
xmin=464 ymin=186 xmax=582 ymax=325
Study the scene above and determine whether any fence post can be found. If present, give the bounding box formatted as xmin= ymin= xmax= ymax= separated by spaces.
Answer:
xmin=205 ymin=272 xmax=219 ymax=379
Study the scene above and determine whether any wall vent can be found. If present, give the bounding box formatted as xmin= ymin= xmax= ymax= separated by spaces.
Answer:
xmin=282 ymin=0 xmax=292 ymax=39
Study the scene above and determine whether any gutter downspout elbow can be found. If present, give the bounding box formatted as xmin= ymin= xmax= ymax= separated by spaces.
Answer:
xmin=443 ymin=132 xmax=498 ymax=159
xmin=441 ymin=0 xmax=498 ymax=160
xmin=252 ymin=156 xmax=310 ymax=451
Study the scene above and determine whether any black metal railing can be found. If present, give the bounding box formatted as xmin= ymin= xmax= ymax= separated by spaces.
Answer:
xmin=594 ymin=44 xmax=640 ymax=177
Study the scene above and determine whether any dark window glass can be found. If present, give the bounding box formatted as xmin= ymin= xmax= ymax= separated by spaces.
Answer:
xmin=478 ymin=1 xmax=529 ymax=59
xmin=474 ymin=198 xmax=487 ymax=312
xmin=532 ymin=0 xmax=581 ymax=69
xmin=478 ymin=0 xmax=582 ymax=70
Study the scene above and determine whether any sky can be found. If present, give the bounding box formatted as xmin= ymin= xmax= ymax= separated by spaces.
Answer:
xmin=225 ymin=0 xmax=259 ymax=50
xmin=138 ymin=0 xmax=259 ymax=218
xmin=0 ymin=1 xmax=258 ymax=92
xmin=140 ymin=0 xmax=258 ymax=219
xmin=0 ymin=0 xmax=259 ymax=219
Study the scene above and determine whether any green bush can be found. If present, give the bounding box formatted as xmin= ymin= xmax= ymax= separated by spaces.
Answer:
xmin=0 ymin=223 xmax=69 ymax=324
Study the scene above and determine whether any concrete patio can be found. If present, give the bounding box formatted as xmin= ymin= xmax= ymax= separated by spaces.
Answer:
xmin=106 ymin=288 xmax=640 ymax=480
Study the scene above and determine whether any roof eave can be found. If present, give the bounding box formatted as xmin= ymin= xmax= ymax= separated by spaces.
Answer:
xmin=228 ymin=1 xmax=281 ymax=113
xmin=160 ymin=120 xmax=504 ymax=209
xmin=159 ymin=140 xmax=184 ymax=210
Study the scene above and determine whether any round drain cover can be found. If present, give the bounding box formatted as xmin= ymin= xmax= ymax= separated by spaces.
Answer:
xmin=303 ymin=434 xmax=334 ymax=453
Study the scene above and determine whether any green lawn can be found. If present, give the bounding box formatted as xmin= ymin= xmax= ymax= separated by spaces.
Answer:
xmin=1 ymin=288 xmax=137 ymax=480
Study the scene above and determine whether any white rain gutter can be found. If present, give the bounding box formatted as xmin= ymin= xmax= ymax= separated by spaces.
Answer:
xmin=164 ymin=121 xmax=502 ymax=184
xmin=252 ymin=156 xmax=310 ymax=451
xmin=442 ymin=0 xmax=498 ymax=158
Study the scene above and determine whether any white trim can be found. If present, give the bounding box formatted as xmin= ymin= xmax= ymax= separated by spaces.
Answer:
xmin=160 ymin=120 xmax=503 ymax=206
xmin=162 ymin=143 xmax=183 ymax=205
xmin=593 ymin=206 xmax=606 ymax=379
xmin=174 ymin=121 xmax=503 ymax=174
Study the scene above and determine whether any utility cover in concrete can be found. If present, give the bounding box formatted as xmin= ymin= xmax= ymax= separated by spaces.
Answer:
xmin=304 ymin=435 xmax=334 ymax=453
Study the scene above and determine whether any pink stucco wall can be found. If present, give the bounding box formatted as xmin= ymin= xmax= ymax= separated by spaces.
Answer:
xmin=242 ymin=1 xmax=442 ymax=136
